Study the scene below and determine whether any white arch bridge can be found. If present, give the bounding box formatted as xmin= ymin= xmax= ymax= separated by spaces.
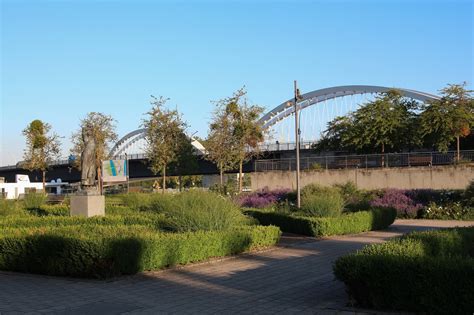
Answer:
xmin=109 ymin=85 xmax=440 ymax=159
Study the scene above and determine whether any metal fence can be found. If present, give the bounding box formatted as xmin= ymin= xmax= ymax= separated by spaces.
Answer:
xmin=254 ymin=150 xmax=474 ymax=172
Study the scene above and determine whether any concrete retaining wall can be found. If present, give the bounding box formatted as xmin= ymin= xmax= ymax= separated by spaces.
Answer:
xmin=250 ymin=165 xmax=474 ymax=190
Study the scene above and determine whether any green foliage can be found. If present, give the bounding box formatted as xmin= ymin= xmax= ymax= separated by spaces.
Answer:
xmin=142 ymin=96 xmax=187 ymax=191
xmin=0 ymin=224 xmax=280 ymax=278
xmin=300 ymin=184 xmax=344 ymax=217
xmin=315 ymin=90 xmax=421 ymax=154
xmin=245 ymin=207 xmax=396 ymax=237
xmin=22 ymin=193 xmax=47 ymax=210
xmin=333 ymin=227 xmax=474 ymax=314
xmin=463 ymin=180 xmax=474 ymax=207
xmin=421 ymin=202 xmax=474 ymax=220
xmin=22 ymin=119 xmax=61 ymax=174
xmin=161 ymin=190 xmax=247 ymax=232
xmin=0 ymin=199 xmax=24 ymax=216
xmin=420 ymin=83 xmax=473 ymax=153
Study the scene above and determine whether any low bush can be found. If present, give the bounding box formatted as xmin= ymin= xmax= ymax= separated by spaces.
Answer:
xmin=333 ymin=227 xmax=474 ymax=314
xmin=0 ymin=225 xmax=280 ymax=278
xmin=300 ymin=184 xmax=344 ymax=217
xmin=0 ymin=199 xmax=24 ymax=216
xmin=463 ymin=180 xmax=474 ymax=207
xmin=162 ymin=190 xmax=247 ymax=232
xmin=26 ymin=204 xmax=70 ymax=217
xmin=420 ymin=202 xmax=474 ymax=220
xmin=22 ymin=193 xmax=47 ymax=210
xmin=0 ymin=213 xmax=167 ymax=230
xmin=245 ymin=207 xmax=396 ymax=237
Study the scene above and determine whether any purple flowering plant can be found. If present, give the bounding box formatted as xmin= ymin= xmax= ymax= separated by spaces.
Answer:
xmin=236 ymin=187 xmax=291 ymax=208
xmin=370 ymin=189 xmax=423 ymax=218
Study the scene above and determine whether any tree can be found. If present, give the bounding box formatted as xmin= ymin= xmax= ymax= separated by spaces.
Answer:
xmin=314 ymin=90 xmax=421 ymax=160
xmin=225 ymin=88 xmax=265 ymax=192
xmin=71 ymin=112 xmax=118 ymax=189
xmin=420 ymin=83 xmax=474 ymax=161
xmin=205 ymin=105 xmax=238 ymax=188
xmin=22 ymin=120 xmax=61 ymax=191
xmin=347 ymin=90 xmax=418 ymax=156
xmin=169 ymin=131 xmax=198 ymax=191
xmin=142 ymin=96 xmax=187 ymax=193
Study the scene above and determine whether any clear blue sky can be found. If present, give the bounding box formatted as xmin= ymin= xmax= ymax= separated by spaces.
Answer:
xmin=1 ymin=0 xmax=473 ymax=165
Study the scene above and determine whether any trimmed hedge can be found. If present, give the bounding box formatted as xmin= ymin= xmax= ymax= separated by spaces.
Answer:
xmin=0 ymin=213 xmax=169 ymax=230
xmin=244 ymin=207 xmax=396 ymax=237
xmin=0 ymin=225 xmax=280 ymax=278
xmin=333 ymin=227 xmax=474 ymax=314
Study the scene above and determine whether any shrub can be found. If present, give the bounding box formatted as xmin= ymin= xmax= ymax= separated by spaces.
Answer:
xmin=370 ymin=189 xmax=422 ymax=218
xmin=0 ymin=225 xmax=280 ymax=278
xmin=236 ymin=188 xmax=291 ymax=208
xmin=245 ymin=207 xmax=396 ymax=237
xmin=463 ymin=180 xmax=474 ymax=207
xmin=162 ymin=190 xmax=247 ymax=232
xmin=420 ymin=202 xmax=474 ymax=220
xmin=22 ymin=193 xmax=47 ymax=210
xmin=0 ymin=199 xmax=24 ymax=216
xmin=300 ymin=184 xmax=344 ymax=217
xmin=333 ymin=227 xmax=474 ymax=314
xmin=120 ymin=193 xmax=152 ymax=211
xmin=29 ymin=205 xmax=70 ymax=216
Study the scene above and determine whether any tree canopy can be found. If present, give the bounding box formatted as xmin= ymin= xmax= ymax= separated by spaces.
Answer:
xmin=22 ymin=119 xmax=61 ymax=190
xmin=142 ymin=96 xmax=188 ymax=192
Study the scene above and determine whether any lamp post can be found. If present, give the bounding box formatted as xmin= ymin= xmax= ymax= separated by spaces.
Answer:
xmin=294 ymin=80 xmax=303 ymax=208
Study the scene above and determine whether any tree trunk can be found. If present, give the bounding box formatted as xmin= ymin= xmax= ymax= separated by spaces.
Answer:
xmin=456 ymin=136 xmax=460 ymax=163
xmin=178 ymin=175 xmax=182 ymax=192
xmin=162 ymin=165 xmax=166 ymax=194
xmin=239 ymin=160 xmax=243 ymax=193
xmin=219 ymin=168 xmax=224 ymax=186
xmin=42 ymin=170 xmax=46 ymax=194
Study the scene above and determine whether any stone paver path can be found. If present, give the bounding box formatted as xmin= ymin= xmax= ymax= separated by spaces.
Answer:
xmin=0 ymin=219 xmax=472 ymax=315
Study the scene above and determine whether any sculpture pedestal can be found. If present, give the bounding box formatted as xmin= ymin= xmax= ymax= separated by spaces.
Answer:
xmin=70 ymin=193 xmax=105 ymax=217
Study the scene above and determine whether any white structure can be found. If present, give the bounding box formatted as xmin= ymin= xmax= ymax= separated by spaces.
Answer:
xmin=0 ymin=175 xmax=43 ymax=199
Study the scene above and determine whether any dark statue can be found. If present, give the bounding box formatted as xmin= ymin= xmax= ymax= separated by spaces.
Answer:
xmin=80 ymin=127 xmax=97 ymax=189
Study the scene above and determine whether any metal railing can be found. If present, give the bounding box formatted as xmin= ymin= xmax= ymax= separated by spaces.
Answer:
xmin=254 ymin=150 xmax=474 ymax=172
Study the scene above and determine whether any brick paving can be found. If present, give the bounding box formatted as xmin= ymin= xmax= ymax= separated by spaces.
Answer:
xmin=0 ymin=219 xmax=472 ymax=315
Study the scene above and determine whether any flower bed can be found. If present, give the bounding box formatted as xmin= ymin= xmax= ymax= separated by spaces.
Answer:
xmin=333 ymin=227 xmax=474 ymax=314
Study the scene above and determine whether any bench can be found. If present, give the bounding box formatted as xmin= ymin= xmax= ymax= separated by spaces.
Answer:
xmin=408 ymin=155 xmax=432 ymax=166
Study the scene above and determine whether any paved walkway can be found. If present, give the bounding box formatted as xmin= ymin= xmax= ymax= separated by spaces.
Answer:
xmin=0 ymin=220 xmax=472 ymax=315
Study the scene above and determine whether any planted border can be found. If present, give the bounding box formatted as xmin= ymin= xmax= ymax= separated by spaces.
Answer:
xmin=0 ymin=225 xmax=281 ymax=278
xmin=333 ymin=227 xmax=474 ymax=314
xmin=244 ymin=207 xmax=396 ymax=237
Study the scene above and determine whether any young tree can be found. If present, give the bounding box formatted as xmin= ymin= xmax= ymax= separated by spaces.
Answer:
xmin=142 ymin=96 xmax=187 ymax=193
xmin=22 ymin=120 xmax=61 ymax=191
xmin=225 ymin=88 xmax=265 ymax=192
xmin=170 ymin=131 xmax=198 ymax=191
xmin=205 ymin=106 xmax=238 ymax=188
xmin=420 ymin=83 xmax=474 ymax=161
xmin=71 ymin=112 xmax=118 ymax=188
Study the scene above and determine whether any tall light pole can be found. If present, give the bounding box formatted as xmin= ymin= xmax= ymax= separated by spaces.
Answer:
xmin=294 ymin=80 xmax=303 ymax=208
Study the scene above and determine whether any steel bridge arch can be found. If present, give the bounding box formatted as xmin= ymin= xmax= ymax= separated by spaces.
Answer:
xmin=109 ymin=128 xmax=206 ymax=159
xmin=258 ymin=85 xmax=440 ymax=130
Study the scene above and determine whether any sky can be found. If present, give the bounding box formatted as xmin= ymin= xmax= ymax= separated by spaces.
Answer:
xmin=1 ymin=0 xmax=473 ymax=166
